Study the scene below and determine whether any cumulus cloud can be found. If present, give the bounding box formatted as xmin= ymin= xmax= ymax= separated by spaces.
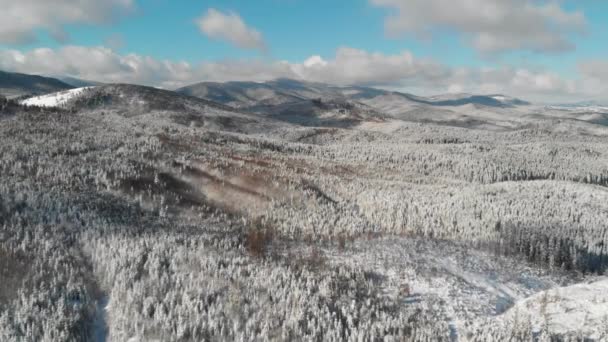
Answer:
xmin=0 ymin=45 xmax=604 ymax=102
xmin=0 ymin=46 xmax=444 ymax=88
xmin=292 ymin=47 xmax=450 ymax=87
xmin=196 ymin=9 xmax=266 ymax=51
xmin=370 ymin=0 xmax=586 ymax=54
xmin=444 ymin=67 xmax=579 ymax=101
xmin=0 ymin=0 xmax=135 ymax=44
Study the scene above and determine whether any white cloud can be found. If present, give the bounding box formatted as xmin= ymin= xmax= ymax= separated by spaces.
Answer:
xmin=579 ymin=60 xmax=608 ymax=82
xmin=196 ymin=9 xmax=266 ymax=51
xmin=370 ymin=0 xmax=586 ymax=54
xmin=303 ymin=55 xmax=328 ymax=68
xmin=0 ymin=0 xmax=135 ymax=44
xmin=292 ymin=47 xmax=449 ymax=87
xmin=576 ymin=60 xmax=608 ymax=101
xmin=0 ymin=45 xmax=604 ymax=103
xmin=444 ymin=66 xmax=580 ymax=101
xmin=0 ymin=46 xmax=292 ymax=89
xmin=0 ymin=46 xmax=448 ymax=90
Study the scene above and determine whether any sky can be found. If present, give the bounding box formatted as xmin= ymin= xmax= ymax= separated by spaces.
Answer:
xmin=0 ymin=0 xmax=607 ymax=103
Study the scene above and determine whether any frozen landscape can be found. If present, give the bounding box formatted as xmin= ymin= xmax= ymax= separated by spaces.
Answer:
xmin=1 ymin=1 xmax=608 ymax=341
xmin=0 ymin=75 xmax=607 ymax=341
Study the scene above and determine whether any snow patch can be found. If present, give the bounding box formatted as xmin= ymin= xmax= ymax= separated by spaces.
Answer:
xmin=20 ymin=87 xmax=95 ymax=108
xmin=499 ymin=278 xmax=608 ymax=339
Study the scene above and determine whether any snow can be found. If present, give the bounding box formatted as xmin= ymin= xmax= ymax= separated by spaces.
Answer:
xmin=497 ymin=278 xmax=608 ymax=339
xmin=547 ymin=105 xmax=608 ymax=113
xmin=4 ymin=78 xmax=608 ymax=340
xmin=20 ymin=87 xmax=95 ymax=108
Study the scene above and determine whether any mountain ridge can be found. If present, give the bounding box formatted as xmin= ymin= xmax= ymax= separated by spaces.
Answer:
xmin=177 ymin=78 xmax=531 ymax=109
xmin=0 ymin=70 xmax=73 ymax=98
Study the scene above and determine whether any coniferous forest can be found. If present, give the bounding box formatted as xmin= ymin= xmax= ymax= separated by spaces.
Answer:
xmin=1 ymin=84 xmax=608 ymax=341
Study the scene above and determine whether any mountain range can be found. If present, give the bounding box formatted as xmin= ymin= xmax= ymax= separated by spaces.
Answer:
xmin=4 ymin=70 xmax=608 ymax=131
xmin=176 ymin=78 xmax=530 ymax=110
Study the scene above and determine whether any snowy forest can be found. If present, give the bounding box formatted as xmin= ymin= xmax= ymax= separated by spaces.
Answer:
xmin=1 ymin=83 xmax=608 ymax=341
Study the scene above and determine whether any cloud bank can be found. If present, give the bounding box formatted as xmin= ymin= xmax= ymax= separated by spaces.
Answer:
xmin=371 ymin=0 xmax=586 ymax=54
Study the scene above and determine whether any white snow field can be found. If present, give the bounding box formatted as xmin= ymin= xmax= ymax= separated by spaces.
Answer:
xmin=20 ymin=86 xmax=95 ymax=108
xmin=480 ymin=278 xmax=608 ymax=340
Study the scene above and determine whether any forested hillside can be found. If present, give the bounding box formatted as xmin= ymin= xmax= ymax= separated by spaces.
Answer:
xmin=1 ymin=83 xmax=607 ymax=341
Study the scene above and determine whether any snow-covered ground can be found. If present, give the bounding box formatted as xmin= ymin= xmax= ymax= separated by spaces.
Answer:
xmin=485 ymin=278 xmax=608 ymax=340
xmin=310 ymin=237 xmax=579 ymax=339
xmin=547 ymin=105 xmax=608 ymax=113
xmin=2 ymin=81 xmax=608 ymax=341
xmin=20 ymin=87 xmax=94 ymax=108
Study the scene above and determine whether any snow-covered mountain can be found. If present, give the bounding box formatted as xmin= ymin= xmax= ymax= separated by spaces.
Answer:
xmin=176 ymin=80 xmax=305 ymax=108
xmin=178 ymin=78 xmax=531 ymax=110
xmin=20 ymin=87 xmax=95 ymax=108
xmin=177 ymin=79 xmax=390 ymax=126
xmin=177 ymin=79 xmax=533 ymax=129
xmin=548 ymin=103 xmax=608 ymax=114
xmin=428 ymin=93 xmax=530 ymax=107
xmin=19 ymin=83 xmax=287 ymax=134
xmin=249 ymin=97 xmax=388 ymax=127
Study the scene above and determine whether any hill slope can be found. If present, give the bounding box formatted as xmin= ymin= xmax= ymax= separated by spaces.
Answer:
xmin=177 ymin=79 xmax=532 ymax=129
xmin=21 ymin=84 xmax=287 ymax=134
xmin=2 ymin=77 xmax=608 ymax=341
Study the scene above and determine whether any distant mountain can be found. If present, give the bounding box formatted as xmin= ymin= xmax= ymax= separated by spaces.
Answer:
xmin=58 ymin=76 xmax=103 ymax=88
xmin=178 ymin=78 xmax=530 ymax=110
xmin=0 ymin=70 xmax=73 ymax=98
xmin=249 ymin=97 xmax=388 ymax=127
xmin=178 ymin=79 xmax=392 ymax=126
xmin=553 ymin=100 xmax=608 ymax=108
xmin=546 ymin=100 xmax=608 ymax=115
xmin=177 ymin=79 xmax=531 ymax=128
xmin=424 ymin=94 xmax=531 ymax=107
xmin=20 ymin=84 xmax=284 ymax=133
xmin=177 ymin=81 xmax=305 ymax=108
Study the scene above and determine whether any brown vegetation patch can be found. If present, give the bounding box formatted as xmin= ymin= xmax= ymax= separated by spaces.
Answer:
xmin=295 ymin=128 xmax=338 ymax=142
xmin=245 ymin=218 xmax=275 ymax=258
xmin=284 ymin=246 xmax=328 ymax=271
xmin=324 ymin=164 xmax=356 ymax=177
xmin=118 ymin=170 xmax=206 ymax=208
xmin=177 ymin=162 xmax=272 ymax=201
xmin=155 ymin=133 xmax=201 ymax=152
xmin=228 ymin=155 xmax=274 ymax=168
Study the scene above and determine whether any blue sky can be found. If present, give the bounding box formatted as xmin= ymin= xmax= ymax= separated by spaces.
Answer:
xmin=0 ymin=0 xmax=607 ymax=102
